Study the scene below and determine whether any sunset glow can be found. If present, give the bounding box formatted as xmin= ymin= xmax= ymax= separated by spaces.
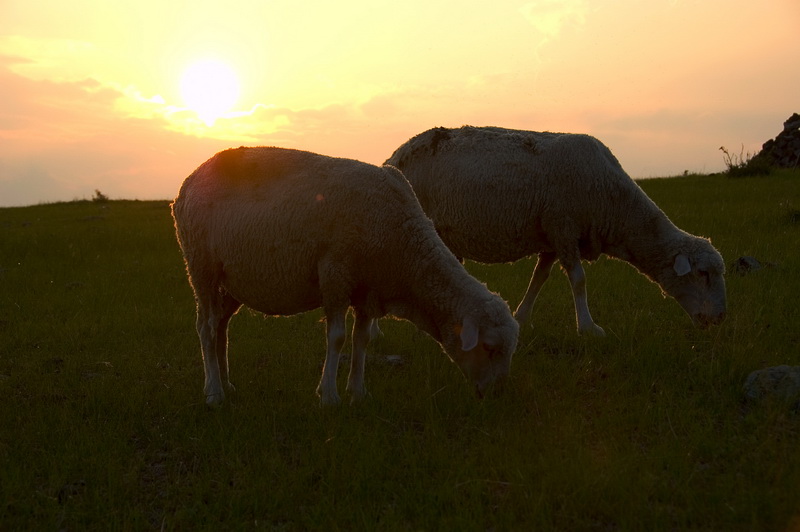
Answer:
xmin=0 ymin=0 xmax=798 ymax=206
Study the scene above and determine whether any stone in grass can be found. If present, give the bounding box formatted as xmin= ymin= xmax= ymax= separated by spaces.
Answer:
xmin=385 ymin=355 xmax=405 ymax=366
xmin=731 ymin=256 xmax=779 ymax=276
xmin=731 ymin=256 xmax=762 ymax=275
xmin=743 ymin=365 xmax=800 ymax=411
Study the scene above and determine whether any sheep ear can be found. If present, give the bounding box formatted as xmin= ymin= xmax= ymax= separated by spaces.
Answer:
xmin=673 ymin=254 xmax=692 ymax=276
xmin=460 ymin=316 xmax=479 ymax=351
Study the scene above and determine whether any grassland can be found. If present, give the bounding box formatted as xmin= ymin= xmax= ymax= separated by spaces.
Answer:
xmin=1 ymin=170 xmax=799 ymax=530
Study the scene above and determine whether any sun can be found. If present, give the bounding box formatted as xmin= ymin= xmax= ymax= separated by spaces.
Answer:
xmin=180 ymin=59 xmax=240 ymax=126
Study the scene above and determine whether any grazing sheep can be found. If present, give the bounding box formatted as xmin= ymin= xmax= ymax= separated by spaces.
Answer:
xmin=172 ymin=146 xmax=518 ymax=407
xmin=385 ymin=126 xmax=727 ymax=336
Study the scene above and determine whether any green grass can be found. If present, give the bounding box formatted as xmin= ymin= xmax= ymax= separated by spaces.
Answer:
xmin=1 ymin=170 xmax=799 ymax=530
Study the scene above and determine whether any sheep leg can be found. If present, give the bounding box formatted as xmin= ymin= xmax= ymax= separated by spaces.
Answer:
xmin=346 ymin=311 xmax=371 ymax=403
xmin=196 ymin=306 xmax=222 ymax=407
xmin=563 ymin=260 xmax=606 ymax=337
xmin=368 ymin=318 xmax=382 ymax=340
xmin=514 ymin=252 xmax=556 ymax=326
xmin=215 ymin=293 xmax=242 ymax=395
xmin=196 ymin=291 xmax=240 ymax=407
xmin=317 ymin=309 xmax=347 ymax=406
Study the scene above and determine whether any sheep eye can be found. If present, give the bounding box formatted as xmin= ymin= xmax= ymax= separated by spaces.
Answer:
xmin=698 ymin=270 xmax=711 ymax=284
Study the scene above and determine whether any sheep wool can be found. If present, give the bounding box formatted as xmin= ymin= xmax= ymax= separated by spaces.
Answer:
xmin=172 ymin=146 xmax=519 ymax=406
xmin=385 ymin=126 xmax=727 ymax=336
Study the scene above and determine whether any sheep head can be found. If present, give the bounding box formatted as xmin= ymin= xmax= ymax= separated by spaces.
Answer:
xmin=444 ymin=309 xmax=519 ymax=398
xmin=658 ymin=237 xmax=727 ymax=328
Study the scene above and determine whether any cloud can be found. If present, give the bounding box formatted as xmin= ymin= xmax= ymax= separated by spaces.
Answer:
xmin=519 ymin=0 xmax=588 ymax=39
xmin=0 ymin=36 xmax=103 ymax=83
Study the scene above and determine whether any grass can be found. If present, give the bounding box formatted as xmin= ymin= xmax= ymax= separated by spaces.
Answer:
xmin=1 ymin=170 xmax=799 ymax=530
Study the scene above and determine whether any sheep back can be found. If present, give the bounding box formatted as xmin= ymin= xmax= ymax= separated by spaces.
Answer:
xmin=385 ymin=126 xmax=655 ymax=264
xmin=173 ymin=146 xmax=426 ymax=317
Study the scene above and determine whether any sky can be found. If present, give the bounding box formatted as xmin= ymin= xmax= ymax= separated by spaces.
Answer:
xmin=0 ymin=0 xmax=798 ymax=207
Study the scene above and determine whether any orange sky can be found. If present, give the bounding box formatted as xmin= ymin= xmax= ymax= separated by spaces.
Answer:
xmin=1 ymin=0 xmax=798 ymax=206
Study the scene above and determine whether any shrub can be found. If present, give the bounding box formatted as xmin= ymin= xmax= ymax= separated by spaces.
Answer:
xmin=719 ymin=145 xmax=773 ymax=178
xmin=92 ymin=189 xmax=110 ymax=203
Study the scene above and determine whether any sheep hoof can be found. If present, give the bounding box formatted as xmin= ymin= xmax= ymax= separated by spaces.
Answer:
xmin=369 ymin=321 xmax=383 ymax=340
xmin=318 ymin=393 xmax=342 ymax=407
xmin=348 ymin=387 xmax=368 ymax=404
xmin=349 ymin=395 xmax=366 ymax=406
xmin=205 ymin=392 xmax=225 ymax=408
xmin=580 ymin=324 xmax=606 ymax=337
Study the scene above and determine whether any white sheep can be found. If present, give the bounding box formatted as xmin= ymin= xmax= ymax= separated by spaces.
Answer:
xmin=385 ymin=126 xmax=727 ymax=336
xmin=171 ymin=146 xmax=519 ymax=407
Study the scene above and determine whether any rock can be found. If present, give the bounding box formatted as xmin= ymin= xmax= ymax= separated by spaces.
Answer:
xmin=743 ymin=365 xmax=800 ymax=410
xmin=784 ymin=113 xmax=800 ymax=131
xmin=757 ymin=113 xmax=800 ymax=168
xmin=385 ymin=355 xmax=405 ymax=366
xmin=731 ymin=256 xmax=762 ymax=275
xmin=730 ymin=256 xmax=778 ymax=275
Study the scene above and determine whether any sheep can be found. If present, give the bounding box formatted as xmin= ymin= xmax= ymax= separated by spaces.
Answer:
xmin=171 ymin=146 xmax=519 ymax=407
xmin=385 ymin=126 xmax=727 ymax=336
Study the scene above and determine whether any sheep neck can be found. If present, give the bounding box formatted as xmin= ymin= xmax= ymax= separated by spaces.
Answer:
xmin=605 ymin=193 xmax=682 ymax=283
xmin=383 ymin=227 xmax=480 ymax=344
